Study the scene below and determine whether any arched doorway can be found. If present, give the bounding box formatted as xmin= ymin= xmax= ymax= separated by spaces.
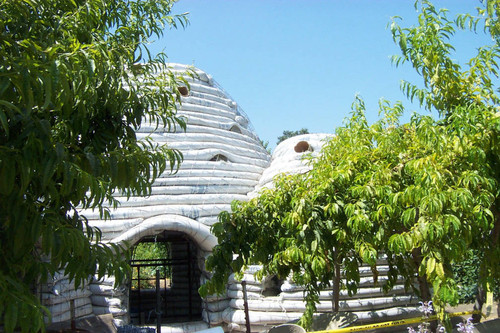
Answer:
xmin=129 ymin=231 xmax=202 ymax=325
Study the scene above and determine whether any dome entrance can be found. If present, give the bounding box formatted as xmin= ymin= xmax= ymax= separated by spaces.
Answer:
xmin=129 ymin=231 xmax=202 ymax=325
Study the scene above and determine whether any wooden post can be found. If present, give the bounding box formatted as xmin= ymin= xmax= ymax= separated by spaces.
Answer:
xmin=70 ymin=299 xmax=76 ymax=331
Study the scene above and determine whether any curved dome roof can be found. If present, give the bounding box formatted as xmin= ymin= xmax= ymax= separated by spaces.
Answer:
xmin=83 ymin=64 xmax=271 ymax=244
xmin=254 ymin=133 xmax=332 ymax=193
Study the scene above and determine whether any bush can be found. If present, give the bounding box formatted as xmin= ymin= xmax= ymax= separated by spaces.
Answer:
xmin=452 ymin=250 xmax=499 ymax=303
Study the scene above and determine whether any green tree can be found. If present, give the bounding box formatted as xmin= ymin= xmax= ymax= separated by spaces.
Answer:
xmin=259 ymin=139 xmax=272 ymax=154
xmin=201 ymin=1 xmax=500 ymax=329
xmin=480 ymin=0 xmax=500 ymax=44
xmin=0 ymin=0 xmax=188 ymax=331
xmin=131 ymin=242 xmax=171 ymax=289
xmin=276 ymin=128 xmax=309 ymax=145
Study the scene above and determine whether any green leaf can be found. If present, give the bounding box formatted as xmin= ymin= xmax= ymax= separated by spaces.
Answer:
xmin=0 ymin=109 xmax=9 ymax=136
xmin=426 ymin=257 xmax=436 ymax=277
xmin=0 ymin=158 xmax=15 ymax=195
xmin=3 ymin=303 xmax=17 ymax=333
xmin=311 ymin=239 xmax=318 ymax=252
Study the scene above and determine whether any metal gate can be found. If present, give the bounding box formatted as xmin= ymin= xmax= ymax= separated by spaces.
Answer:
xmin=129 ymin=232 xmax=202 ymax=325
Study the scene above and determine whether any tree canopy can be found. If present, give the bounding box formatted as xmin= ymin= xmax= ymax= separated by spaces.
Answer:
xmin=277 ymin=128 xmax=309 ymax=145
xmin=0 ymin=0 xmax=188 ymax=331
xmin=201 ymin=1 xmax=500 ymax=330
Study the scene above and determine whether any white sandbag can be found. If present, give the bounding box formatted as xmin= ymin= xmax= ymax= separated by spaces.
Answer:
xmin=93 ymin=305 xmax=127 ymax=316
xmin=92 ymin=275 xmax=116 ymax=286
xmin=227 ymin=289 xmax=263 ymax=300
xmin=197 ymin=216 xmax=221 ymax=226
xmin=110 ymin=193 xmax=248 ymax=208
xmin=42 ymin=288 xmax=92 ymax=305
xmin=188 ymin=90 xmax=233 ymax=107
xmin=280 ymin=284 xmax=409 ymax=300
xmin=113 ymin=318 xmax=127 ymax=327
xmin=354 ymin=265 xmax=390 ymax=276
xmin=42 ymin=278 xmax=76 ymax=294
xmin=89 ymin=283 xmax=126 ymax=296
xmin=91 ymin=295 xmax=123 ymax=307
xmin=166 ymin=168 xmax=261 ymax=182
xmin=178 ymin=104 xmax=239 ymax=125
xmin=48 ymin=271 xmax=70 ymax=284
xmin=222 ymin=308 xmax=301 ymax=326
xmin=182 ymin=95 xmax=234 ymax=113
xmin=228 ymin=296 xmax=415 ymax=312
xmin=46 ymin=304 xmax=93 ymax=324
xmin=202 ymin=309 xmax=224 ymax=325
xmin=88 ymin=218 xmax=143 ymax=233
xmin=153 ymin=176 xmax=257 ymax=188
xmin=229 ymin=298 xmax=287 ymax=312
xmin=228 ymin=283 xmax=263 ymax=292
xmin=147 ymin=185 xmax=256 ymax=196
xmin=205 ymin=299 xmax=230 ymax=312
xmin=81 ymin=202 xmax=232 ymax=220
xmin=183 ymin=81 xmax=226 ymax=98
xmin=350 ymin=306 xmax=420 ymax=321
xmin=204 ymin=293 xmax=229 ymax=302
xmin=46 ymin=297 xmax=92 ymax=317
xmin=280 ymin=276 xmax=395 ymax=292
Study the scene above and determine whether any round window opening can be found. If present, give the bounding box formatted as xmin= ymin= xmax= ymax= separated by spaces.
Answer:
xmin=294 ymin=141 xmax=312 ymax=153
xmin=177 ymin=86 xmax=189 ymax=97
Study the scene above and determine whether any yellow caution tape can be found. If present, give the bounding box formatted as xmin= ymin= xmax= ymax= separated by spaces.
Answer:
xmin=309 ymin=310 xmax=481 ymax=333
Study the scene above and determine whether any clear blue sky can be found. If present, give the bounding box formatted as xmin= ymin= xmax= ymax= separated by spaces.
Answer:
xmin=150 ymin=0 xmax=494 ymax=149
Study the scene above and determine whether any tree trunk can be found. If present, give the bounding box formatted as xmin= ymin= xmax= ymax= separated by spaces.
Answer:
xmin=332 ymin=250 xmax=341 ymax=312
xmin=473 ymin=205 xmax=500 ymax=323
xmin=411 ymin=247 xmax=432 ymax=301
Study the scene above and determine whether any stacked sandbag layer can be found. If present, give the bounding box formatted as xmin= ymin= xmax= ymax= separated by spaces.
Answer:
xmin=41 ymin=272 xmax=93 ymax=324
xmin=222 ymin=262 xmax=419 ymax=332
xmin=89 ymin=275 xmax=129 ymax=326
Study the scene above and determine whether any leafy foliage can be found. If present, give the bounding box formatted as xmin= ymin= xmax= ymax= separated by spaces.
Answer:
xmin=276 ymin=128 xmax=309 ymax=145
xmin=390 ymin=1 xmax=499 ymax=115
xmin=0 ymin=0 xmax=188 ymax=331
xmin=131 ymin=242 xmax=171 ymax=289
xmin=259 ymin=139 xmax=272 ymax=154
xmin=202 ymin=1 xmax=500 ymax=329
xmin=452 ymin=250 xmax=500 ymax=303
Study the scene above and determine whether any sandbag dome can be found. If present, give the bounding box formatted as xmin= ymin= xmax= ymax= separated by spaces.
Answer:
xmin=81 ymin=64 xmax=271 ymax=245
